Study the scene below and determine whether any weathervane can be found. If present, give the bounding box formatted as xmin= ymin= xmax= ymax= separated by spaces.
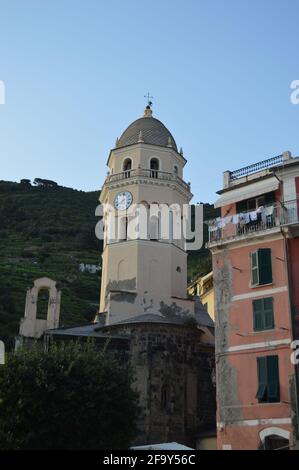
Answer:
xmin=144 ymin=92 xmax=153 ymax=108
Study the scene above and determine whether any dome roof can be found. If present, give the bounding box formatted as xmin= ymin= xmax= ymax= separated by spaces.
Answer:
xmin=117 ymin=107 xmax=177 ymax=151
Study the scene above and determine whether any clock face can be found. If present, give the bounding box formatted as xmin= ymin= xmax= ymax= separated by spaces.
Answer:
xmin=114 ymin=191 xmax=133 ymax=211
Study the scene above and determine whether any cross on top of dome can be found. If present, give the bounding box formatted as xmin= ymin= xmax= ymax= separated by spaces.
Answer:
xmin=144 ymin=92 xmax=153 ymax=109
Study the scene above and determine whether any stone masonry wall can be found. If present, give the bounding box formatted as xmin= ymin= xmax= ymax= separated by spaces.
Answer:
xmin=106 ymin=322 xmax=216 ymax=447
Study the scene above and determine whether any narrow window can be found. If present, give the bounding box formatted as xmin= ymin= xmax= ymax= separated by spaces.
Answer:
xmin=251 ymin=248 xmax=272 ymax=286
xmin=123 ymin=158 xmax=132 ymax=178
xmin=256 ymin=355 xmax=280 ymax=403
xmin=259 ymin=248 xmax=273 ymax=284
xmin=118 ymin=216 xmax=128 ymax=240
xmin=251 ymin=251 xmax=259 ymax=285
xmin=253 ymin=297 xmax=274 ymax=331
xmin=150 ymin=158 xmax=159 ymax=178
xmin=149 ymin=215 xmax=159 ymax=240
xmin=161 ymin=386 xmax=168 ymax=410
xmin=36 ymin=289 xmax=49 ymax=319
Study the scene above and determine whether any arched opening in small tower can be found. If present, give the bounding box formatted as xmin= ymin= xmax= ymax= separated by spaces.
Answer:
xmin=150 ymin=158 xmax=159 ymax=178
xmin=36 ymin=288 xmax=50 ymax=320
xmin=174 ymin=165 xmax=178 ymax=176
xmin=123 ymin=158 xmax=132 ymax=178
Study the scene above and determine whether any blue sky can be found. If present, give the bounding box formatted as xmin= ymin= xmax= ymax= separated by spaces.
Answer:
xmin=0 ymin=0 xmax=299 ymax=203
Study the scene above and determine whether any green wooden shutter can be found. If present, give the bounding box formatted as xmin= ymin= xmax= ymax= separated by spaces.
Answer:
xmin=267 ymin=355 xmax=280 ymax=402
xmin=253 ymin=299 xmax=264 ymax=331
xmin=258 ymin=248 xmax=272 ymax=285
xmin=253 ymin=298 xmax=274 ymax=331
xmin=251 ymin=251 xmax=259 ymax=285
xmin=264 ymin=297 xmax=274 ymax=329
xmin=256 ymin=356 xmax=267 ymax=401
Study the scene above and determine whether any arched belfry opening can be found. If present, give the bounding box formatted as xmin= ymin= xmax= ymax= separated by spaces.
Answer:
xmin=36 ymin=288 xmax=50 ymax=319
xmin=123 ymin=158 xmax=132 ymax=177
xmin=19 ymin=277 xmax=61 ymax=339
xmin=150 ymin=158 xmax=159 ymax=178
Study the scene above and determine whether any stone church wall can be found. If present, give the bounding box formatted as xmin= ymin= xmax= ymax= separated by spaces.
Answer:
xmin=105 ymin=322 xmax=216 ymax=447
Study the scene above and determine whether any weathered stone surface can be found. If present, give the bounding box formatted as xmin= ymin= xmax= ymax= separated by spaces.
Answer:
xmin=104 ymin=321 xmax=216 ymax=447
xmin=45 ymin=319 xmax=216 ymax=447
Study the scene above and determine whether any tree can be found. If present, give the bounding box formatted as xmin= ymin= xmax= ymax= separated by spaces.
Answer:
xmin=0 ymin=341 xmax=139 ymax=449
xmin=20 ymin=179 xmax=31 ymax=188
xmin=33 ymin=178 xmax=58 ymax=188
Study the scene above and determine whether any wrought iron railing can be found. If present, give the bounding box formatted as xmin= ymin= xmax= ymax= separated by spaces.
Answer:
xmin=281 ymin=199 xmax=299 ymax=225
xmin=229 ymin=155 xmax=283 ymax=181
xmin=207 ymin=200 xmax=299 ymax=244
xmin=105 ymin=168 xmax=191 ymax=191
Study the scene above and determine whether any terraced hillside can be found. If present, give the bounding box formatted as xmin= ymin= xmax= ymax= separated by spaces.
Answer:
xmin=0 ymin=180 xmax=218 ymax=348
xmin=0 ymin=180 xmax=102 ymax=348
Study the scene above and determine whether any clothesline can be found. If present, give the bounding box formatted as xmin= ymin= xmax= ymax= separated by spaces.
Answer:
xmin=208 ymin=205 xmax=275 ymax=232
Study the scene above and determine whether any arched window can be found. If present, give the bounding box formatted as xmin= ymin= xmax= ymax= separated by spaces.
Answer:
xmin=118 ymin=216 xmax=128 ymax=241
xmin=123 ymin=158 xmax=132 ymax=178
xmin=259 ymin=427 xmax=290 ymax=450
xmin=174 ymin=165 xmax=178 ymax=176
xmin=262 ymin=435 xmax=289 ymax=450
xmin=150 ymin=158 xmax=159 ymax=178
xmin=138 ymin=201 xmax=149 ymax=239
xmin=117 ymin=259 xmax=128 ymax=280
xmin=36 ymin=288 xmax=50 ymax=319
xmin=150 ymin=215 xmax=159 ymax=240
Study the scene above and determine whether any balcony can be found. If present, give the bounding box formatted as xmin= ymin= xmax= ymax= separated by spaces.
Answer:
xmin=222 ymin=152 xmax=292 ymax=189
xmin=104 ymin=168 xmax=191 ymax=192
xmin=229 ymin=154 xmax=284 ymax=181
xmin=207 ymin=199 xmax=299 ymax=246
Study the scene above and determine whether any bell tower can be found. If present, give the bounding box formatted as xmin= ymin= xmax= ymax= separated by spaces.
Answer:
xmin=99 ymin=104 xmax=193 ymax=325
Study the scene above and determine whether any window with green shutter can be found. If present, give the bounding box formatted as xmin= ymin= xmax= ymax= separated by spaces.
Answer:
xmin=251 ymin=248 xmax=273 ymax=286
xmin=267 ymin=356 xmax=280 ymax=402
xmin=259 ymin=248 xmax=273 ymax=284
xmin=253 ymin=297 xmax=274 ymax=331
xmin=256 ymin=355 xmax=280 ymax=403
xmin=251 ymin=251 xmax=259 ymax=285
xmin=256 ymin=356 xmax=267 ymax=402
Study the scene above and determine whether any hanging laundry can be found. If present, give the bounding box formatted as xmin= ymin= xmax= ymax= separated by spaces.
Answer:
xmin=232 ymin=214 xmax=240 ymax=224
xmin=208 ymin=225 xmax=218 ymax=232
xmin=223 ymin=215 xmax=233 ymax=225
xmin=264 ymin=205 xmax=274 ymax=217
xmin=216 ymin=217 xmax=226 ymax=229
xmin=240 ymin=212 xmax=250 ymax=224
xmin=249 ymin=210 xmax=258 ymax=221
xmin=245 ymin=212 xmax=251 ymax=223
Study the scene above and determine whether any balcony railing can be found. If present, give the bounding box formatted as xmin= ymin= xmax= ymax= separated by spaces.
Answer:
xmin=207 ymin=199 xmax=299 ymax=244
xmin=105 ymin=168 xmax=191 ymax=191
xmin=229 ymin=154 xmax=284 ymax=181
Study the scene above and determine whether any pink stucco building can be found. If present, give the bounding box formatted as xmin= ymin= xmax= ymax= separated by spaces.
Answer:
xmin=207 ymin=151 xmax=299 ymax=450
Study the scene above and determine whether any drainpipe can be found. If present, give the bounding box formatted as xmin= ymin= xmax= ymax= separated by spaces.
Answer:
xmin=281 ymin=227 xmax=299 ymax=446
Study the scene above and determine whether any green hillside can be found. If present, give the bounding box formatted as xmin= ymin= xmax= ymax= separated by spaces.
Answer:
xmin=0 ymin=180 xmax=218 ymax=348
xmin=0 ymin=180 xmax=102 ymax=348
